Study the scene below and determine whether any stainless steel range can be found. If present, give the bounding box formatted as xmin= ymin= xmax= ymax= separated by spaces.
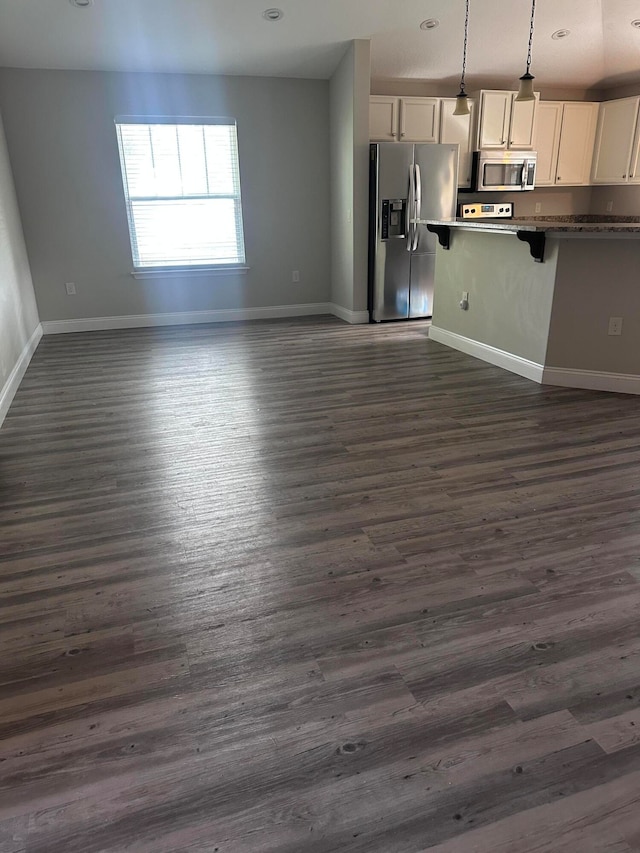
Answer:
xmin=459 ymin=202 xmax=514 ymax=219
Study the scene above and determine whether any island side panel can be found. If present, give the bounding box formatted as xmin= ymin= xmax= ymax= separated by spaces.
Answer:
xmin=430 ymin=229 xmax=559 ymax=369
xmin=545 ymin=238 xmax=640 ymax=377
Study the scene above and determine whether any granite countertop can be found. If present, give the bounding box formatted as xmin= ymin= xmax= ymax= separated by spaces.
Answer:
xmin=421 ymin=216 xmax=640 ymax=234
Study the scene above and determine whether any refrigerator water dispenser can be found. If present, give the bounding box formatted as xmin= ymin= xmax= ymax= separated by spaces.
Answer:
xmin=381 ymin=199 xmax=407 ymax=239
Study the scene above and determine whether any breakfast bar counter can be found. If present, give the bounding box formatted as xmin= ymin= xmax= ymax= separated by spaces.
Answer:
xmin=423 ymin=217 xmax=640 ymax=394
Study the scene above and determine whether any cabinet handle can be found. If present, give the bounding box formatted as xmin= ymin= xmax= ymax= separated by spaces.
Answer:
xmin=401 ymin=132 xmax=406 ymax=137
xmin=623 ymin=174 xmax=627 ymax=179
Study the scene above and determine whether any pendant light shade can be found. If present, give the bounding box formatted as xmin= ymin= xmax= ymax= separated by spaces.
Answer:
xmin=453 ymin=92 xmax=470 ymax=116
xmin=516 ymin=0 xmax=537 ymax=102
xmin=453 ymin=0 xmax=471 ymax=116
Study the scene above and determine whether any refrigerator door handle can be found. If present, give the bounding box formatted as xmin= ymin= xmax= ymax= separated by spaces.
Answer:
xmin=413 ymin=164 xmax=422 ymax=251
xmin=406 ymin=165 xmax=415 ymax=252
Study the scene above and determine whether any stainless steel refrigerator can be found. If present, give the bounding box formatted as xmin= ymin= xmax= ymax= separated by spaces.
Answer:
xmin=368 ymin=142 xmax=458 ymax=322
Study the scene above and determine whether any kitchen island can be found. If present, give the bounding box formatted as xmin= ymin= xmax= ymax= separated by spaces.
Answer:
xmin=424 ymin=217 xmax=640 ymax=395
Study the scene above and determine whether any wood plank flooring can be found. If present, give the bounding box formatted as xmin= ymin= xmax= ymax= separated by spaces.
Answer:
xmin=1 ymin=316 xmax=640 ymax=852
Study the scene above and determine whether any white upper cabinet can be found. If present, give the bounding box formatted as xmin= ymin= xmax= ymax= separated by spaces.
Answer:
xmin=535 ymin=101 xmax=598 ymax=186
xmin=533 ymin=102 xmax=562 ymax=185
xmin=630 ymin=114 xmax=640 ymax=184
xmin=368 ymin=95 xmax=473 ymax=187
xmin=592 ymin=97 xmax=640 ymax=184
xmin=440 ymin=98 xmax=475 ymax=188
xmin=399 ymin=98 xmax=440 ymax=142
xmin=476 ymin=90 xmax=538 ymax=150
xmin=556 ymin=103 xmax=599 ymax=185
xmin=509 ymin=93 xmax=539 ymax=149
xmin=369 ymin=96 xmax=440 ymax=143
xmin=477 ymin=91 xmax=511 ymax=148
xmin=370 ymin=96 xmax=400 ymax=141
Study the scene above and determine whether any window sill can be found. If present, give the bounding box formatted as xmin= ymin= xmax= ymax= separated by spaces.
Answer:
xmin=131 ymin=265 xmax=250 ymax=280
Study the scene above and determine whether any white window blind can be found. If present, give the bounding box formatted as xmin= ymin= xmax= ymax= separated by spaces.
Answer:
xmin=115 ymin=117 xmax=246 ymax=270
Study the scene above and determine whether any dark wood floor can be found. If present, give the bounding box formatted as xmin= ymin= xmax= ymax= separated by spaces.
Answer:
xmin=2 ymin=316 xmax=640 ymax=852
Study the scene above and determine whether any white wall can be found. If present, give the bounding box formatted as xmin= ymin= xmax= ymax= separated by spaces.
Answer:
xmin=329 ymin=40 xmax=370 ymax=320
xmin=0 ymin=108 xmax=40 ymax=426
xmin=0 ymin=69 xmax=331 ymax=325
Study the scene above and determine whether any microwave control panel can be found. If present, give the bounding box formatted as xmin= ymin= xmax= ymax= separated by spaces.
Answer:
xmin=460 ymin=202 xmax=513 ymax=219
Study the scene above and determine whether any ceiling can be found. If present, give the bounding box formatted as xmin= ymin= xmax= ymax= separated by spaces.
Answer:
xmin=0 ymin=0 xmax=638 ymax=90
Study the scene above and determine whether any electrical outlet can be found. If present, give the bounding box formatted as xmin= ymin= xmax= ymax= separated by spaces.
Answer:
xmin=534 ymin=203 xmax=542 ymax=214
xmin=292 ymin=270 xmax=300 ymax=283
xmin=65 ymin=282 xmax=76 ymax=295
xmin=608 ymin=316 xmax=623 ymax=336
xmin=606 ymin=200 xmax=614 ymax=213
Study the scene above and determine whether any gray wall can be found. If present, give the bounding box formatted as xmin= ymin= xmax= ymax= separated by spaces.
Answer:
xmin=546 ymin=238 xmax=640 ymax=374
xmin=0 ymin=108 xmax=39 ymax=399
xmin=431 ymin=229 xmax=558 ymax=365
xmin=329 ymin=40 xmax=370 ymax=316
xmin=0 ymin=69 xmax=331 ymax=322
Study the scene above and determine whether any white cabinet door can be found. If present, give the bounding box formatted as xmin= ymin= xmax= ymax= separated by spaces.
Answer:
xmin=533 ymin=102 xmax=562 ymax=186
xmin=509 ymin=93 xmax=538 ymax=149
xmin=440 ymin=98 xmax=475 ymax=187
xmin=370 ymin=96 xmax=399 ymax=141
xmin=556 ymin=102 xmax=599 ymax=186
xmin=399 ymin=98 xmax=440 ymax=142
xmin=629 ymin=113 xmax=640 ymax=184
xmin=478 ymin=91 xmax=510 ymax=148
xmin=592 ymin=97 xmax=640 ymax=184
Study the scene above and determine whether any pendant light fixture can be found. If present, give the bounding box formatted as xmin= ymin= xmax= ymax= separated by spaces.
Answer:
xmin=516 ymin=0 xmax=537 ymax=101
xmin=453 ymin=0 xmax=471 ymax=116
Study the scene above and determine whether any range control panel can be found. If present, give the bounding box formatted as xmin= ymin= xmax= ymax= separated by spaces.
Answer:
xmin=460 ymin=202 xmax=514 ymax=219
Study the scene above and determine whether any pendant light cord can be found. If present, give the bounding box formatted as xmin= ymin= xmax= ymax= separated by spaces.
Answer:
xmin=525 ymin=0 xmax=536 ymax=75
xmin=460 ymin=0 xmax=470 ymax=93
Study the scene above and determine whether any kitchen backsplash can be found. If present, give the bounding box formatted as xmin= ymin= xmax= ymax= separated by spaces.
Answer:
xmin=457 ymin=186 xmax=593 ymax=217
xmin=590 ymin=185 xmax=640 ymax=216
xmin=457 ymin=186 xmax=640 ymax=219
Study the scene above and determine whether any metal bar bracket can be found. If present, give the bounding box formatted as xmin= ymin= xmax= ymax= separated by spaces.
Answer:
xmin=517 ymin=230 xmax=546 ymax=263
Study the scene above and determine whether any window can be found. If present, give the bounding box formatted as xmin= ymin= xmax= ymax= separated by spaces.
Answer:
xmin=115 ymin=116 xmax=246 ymax=272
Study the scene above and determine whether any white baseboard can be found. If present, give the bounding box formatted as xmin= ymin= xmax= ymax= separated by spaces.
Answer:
xmin=543 ymin=366 xmax=640 ymax=395
xmin=428 ymin=326 xmax=545 ymax=384
xmin=330 ymin=304 xmax=370 ymax=324
xmin=0 ymin=323 xmax=43 ymax=428
xmin=41 ymin=303 xmax=333 ymax=334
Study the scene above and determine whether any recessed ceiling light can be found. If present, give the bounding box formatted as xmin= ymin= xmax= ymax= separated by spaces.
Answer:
xmin=552 ymin=29 xmax=571 ymax=40
xmin=420 ymin=18 xmax=440 ymax=31
xmin=263 ymin=8 xmax=284 ymax=21
xmin=632 ymin=19 xmax=640 ymax=28
xmin=69 ymin=0 xmax=93 ymax=6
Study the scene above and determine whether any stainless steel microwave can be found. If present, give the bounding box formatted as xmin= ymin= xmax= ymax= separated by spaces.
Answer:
xmin=470 ymin=150 xmax=537 ymax=192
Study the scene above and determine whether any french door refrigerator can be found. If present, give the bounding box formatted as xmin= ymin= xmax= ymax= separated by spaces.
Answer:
xmin=368 ymin=142 xmax=458 ymax=322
